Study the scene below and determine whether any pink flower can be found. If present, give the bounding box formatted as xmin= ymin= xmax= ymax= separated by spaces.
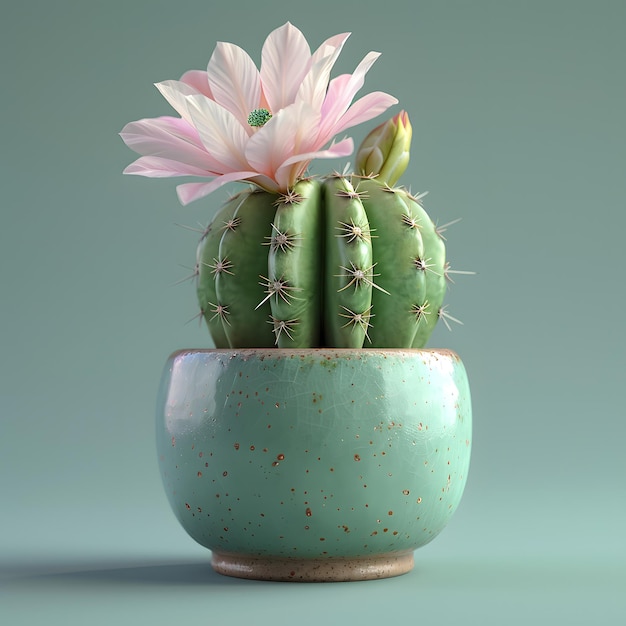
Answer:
xmin=120 ymin=22 xmax=398 ymax=205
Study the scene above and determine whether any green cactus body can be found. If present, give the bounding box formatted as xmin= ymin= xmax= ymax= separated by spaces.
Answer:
xmin=196 ymin=189 xmax=277 ymax=348
xmin=196 ymin=176 xmax=446 ymax=349
xmin=403 ymin=191 xmax=447 ymax=347
xmin=267 ymin=180 xmax=323 ymax=348
xmin=196 ymin=192 xmax=245 ymax=348
xmin=356 ymin=178 xmax=428 ymax=347
xmin=323 ymin=177 xmax=375 ymax=348
xmin=217 ymin=190 xmax=279 ymax=347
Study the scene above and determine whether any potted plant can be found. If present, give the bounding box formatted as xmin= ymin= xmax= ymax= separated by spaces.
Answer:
xmin=121 ymin=22 xmax=472 ymax=582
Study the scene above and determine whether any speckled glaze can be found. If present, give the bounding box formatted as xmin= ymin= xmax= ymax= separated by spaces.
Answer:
xmin=156 ymin=349 xmax=471 ymax=582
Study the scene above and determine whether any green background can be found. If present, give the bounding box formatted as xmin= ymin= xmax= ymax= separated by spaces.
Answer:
xmin=1 ymin=0 xmax=624 ymax=623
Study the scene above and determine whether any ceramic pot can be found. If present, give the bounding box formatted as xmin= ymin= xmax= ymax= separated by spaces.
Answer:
xmin=156 ymin=348 xmax=471 ymax=582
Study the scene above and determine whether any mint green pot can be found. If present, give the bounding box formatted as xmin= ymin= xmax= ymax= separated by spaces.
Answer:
xmin=156 ymin=348 xmax=471 ymax=581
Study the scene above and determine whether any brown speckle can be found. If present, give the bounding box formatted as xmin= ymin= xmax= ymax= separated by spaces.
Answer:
xmin=171 ymin=437 xmax=176 ymax=447
xmin=305 ymin=507 xmax=312 ymax=517
xmin=277 ymin=453 xmax=285 ymax=461
xmin=354 ymin=454 xmax=361 ymax=461
xmin=234 ymin=442 xmax=240 ymax=450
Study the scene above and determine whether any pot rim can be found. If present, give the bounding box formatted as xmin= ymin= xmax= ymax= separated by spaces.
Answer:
xmin=168 ymin=347 xmax=462 ymax=360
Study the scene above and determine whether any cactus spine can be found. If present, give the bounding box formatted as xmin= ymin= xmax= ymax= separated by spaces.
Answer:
xmin=196 ymin=113 xmax=451 ymax=349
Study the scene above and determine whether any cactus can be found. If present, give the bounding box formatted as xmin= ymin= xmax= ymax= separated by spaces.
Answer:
xmin=196 ymin=111 xmax=454 ymax=349
xmin=120 ymin=24 xmax=468 ymax=350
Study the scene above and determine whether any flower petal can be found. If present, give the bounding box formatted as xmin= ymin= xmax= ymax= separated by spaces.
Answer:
xmin=295 ymin=52 xmax=338 ymax=117
xmin=123 ymin=156 xmax=211 ymax=178
xmin=180 ymin=69 xmax=213 ymax=98
xmin=274 ymin=136 xmax=354 ymax=189
xmin=176 ymin=171 xmax=279 ymax=205
xmin=321 ymin=73 xmax=351 ymax=119
xmin=319 ymin=52 xmax=397 ymax=143
xmin=295 ymin=33 xmax=349 ymax=114
xmin=120 ymin=116 xmax=223 ymax=171
xmin=342 ymin=51 xmax=383 ymax=103
xmin=311 ymin=32 xmax=350 ymax=66
xmin=332 ymin=91 xmax=399 ymax=136
xmin=260 ymin=22 xmax=311 ymax=113
xmin=206 ymin=41 xmax=261 ymax=128
xmin=156 ymin=80 xmax=203 ymax=125
xmin=322 ymin=52 xmax=380 ymax=124
xmin=185 ymin=94 xmax=251 ymax=172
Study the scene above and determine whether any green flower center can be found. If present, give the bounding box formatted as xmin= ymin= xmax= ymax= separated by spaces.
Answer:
xmin=248 ymin=108 xmax=272 ymax=127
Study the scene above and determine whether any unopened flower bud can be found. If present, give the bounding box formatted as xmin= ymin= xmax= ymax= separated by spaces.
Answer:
xmin=356 ymin=110 xmax=412 ymax=186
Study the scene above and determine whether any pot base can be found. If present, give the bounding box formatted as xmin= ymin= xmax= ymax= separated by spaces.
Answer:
xmin=211 ymin=550 xmax=415 ymax=582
